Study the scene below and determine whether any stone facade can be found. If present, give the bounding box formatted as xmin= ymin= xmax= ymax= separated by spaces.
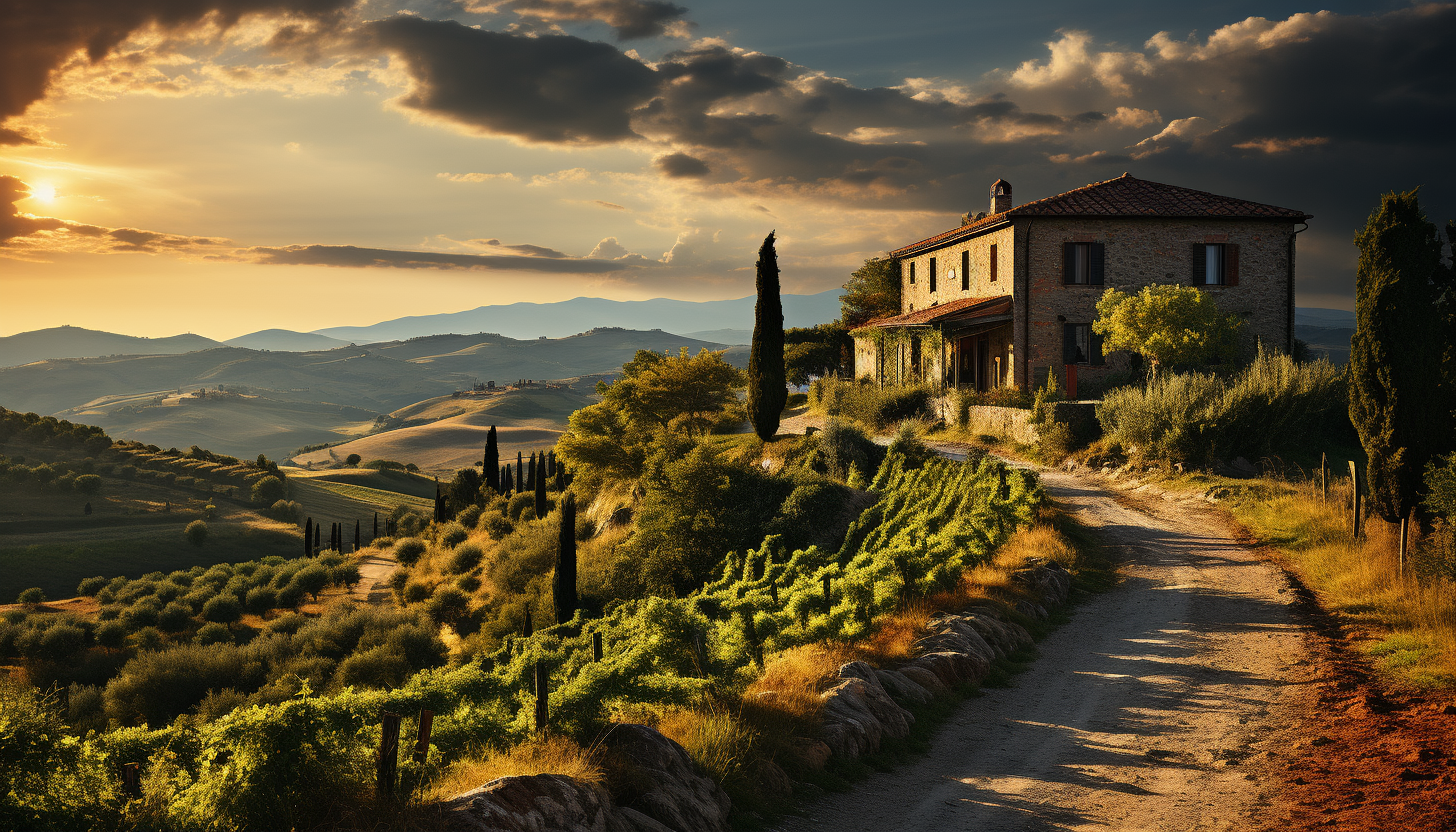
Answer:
xmin=856 ymin=174 xmax=1307 ymax=391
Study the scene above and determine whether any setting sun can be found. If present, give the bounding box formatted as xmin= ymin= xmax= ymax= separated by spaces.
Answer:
xmin=28 ymin=182 xmax=54 ymax=202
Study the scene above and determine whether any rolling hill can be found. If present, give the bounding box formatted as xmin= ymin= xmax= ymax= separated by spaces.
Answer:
xmin=0 ymin=326 xmax=224 ymax=369
xmin=224 ymin=329 xmax=351 ymax=351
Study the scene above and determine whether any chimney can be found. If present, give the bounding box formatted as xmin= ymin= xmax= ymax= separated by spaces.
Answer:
xmin=990 ymin=178 xmax=1012 ymax=214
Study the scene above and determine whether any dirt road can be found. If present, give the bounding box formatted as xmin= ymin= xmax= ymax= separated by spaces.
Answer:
xmin=773 ymin=464 xmax=1314 ymax=832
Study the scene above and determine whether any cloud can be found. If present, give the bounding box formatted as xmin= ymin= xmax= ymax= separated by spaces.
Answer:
xmin=247 ymin=243 xmax=635 ymax=272
xmin=1 ymin=175 xmax=229 ymax=257
xmin=0 ymin=0 xmax=355 ymax=128
xmin=1232 ymin=136 xmax=1329 ymax=154
xmin=588 ymin=236 xmax=629 ymax=258
xmin=655 ymin=152 xmax=710 ymax=177
xmin=593 ymin=200 xmax=627 ymax=210
xmin=438 ymin=171 xmax=520 ymax=182
xmin=360 ymin=15 xmax=659 ymax=144
xmin=490 ymin=0 xmax=690 ymax=40
xmin=474 ymin=239 xmax=571 ymax=257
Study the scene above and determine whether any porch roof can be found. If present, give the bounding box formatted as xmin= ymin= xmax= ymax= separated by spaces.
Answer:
xmin=865 ymin=295 xmax=1012 ymax=328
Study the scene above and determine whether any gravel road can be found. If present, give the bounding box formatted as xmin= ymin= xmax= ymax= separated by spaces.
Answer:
xmin=772 ymin=463 xmax=1315 ymax=832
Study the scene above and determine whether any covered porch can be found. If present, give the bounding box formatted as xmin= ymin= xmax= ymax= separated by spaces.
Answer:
xmin=853 ymin=296 xmax=1014 ymax=389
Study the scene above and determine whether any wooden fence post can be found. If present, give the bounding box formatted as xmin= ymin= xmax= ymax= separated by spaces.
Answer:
xmin=377 ymin=712 xmax=401 ymax=799
xmin=592 ymin=631 xmax=603 ymax=662
xmin=413 ymin=709 xmax=434 ymax=766
xmin=1349 ymin=461 xmax=1361 ymax=539
xmin=533 ymin=662 xmax=548 ymax=732
xmin=1321 ymin=453 xmax=1328 ymax=504
xmin=769 ymin=579 xmax=778 ymax=606
xmin=523 ymin=610 xmax=532 ymax=638
xmin=1400 ymin=516 xmax=1409 ymax=580
xmin=823 ymin=573 xmax=833 ymax=612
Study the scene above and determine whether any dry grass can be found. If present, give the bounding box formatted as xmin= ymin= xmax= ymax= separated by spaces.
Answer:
xmin=426 ymin=735 xmax=604 ymax=800
xmin=1224 ymin=476 xmax=1456 ymax=689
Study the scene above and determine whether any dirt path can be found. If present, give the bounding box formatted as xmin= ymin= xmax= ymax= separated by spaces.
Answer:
xmin=352 ymin=550 xmax=397 ymax=604
xmin=773 ymin=463 xmax=1316 ymax=832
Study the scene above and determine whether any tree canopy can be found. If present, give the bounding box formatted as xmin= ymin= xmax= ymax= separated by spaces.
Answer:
xmin=840 ymin=256 xmax=902 ymax=328
xmin=785 ymin=324 xmax=850 ymax=386
xmin=1092 ymin=284 xmax=1243 ymax=371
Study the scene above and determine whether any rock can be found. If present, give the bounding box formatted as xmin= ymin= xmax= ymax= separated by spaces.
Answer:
xmin=783 ymin=737 xmax=831 ymax=770
xmin=1014 ymin=600 xmax=1048 ymax=621
xmin=842 ymin=668 xmax=914 ymax=739
xmin=820 ymin=678 xmax=886 ymax=756
xmin=875 ymin=668 xmax=933 ymax=706
xmin=617 ymin=808 xmax=676 ymax=832
xmin=899 ymin=665 xmax=948 ymax=696
xmin=444 ymin=773 xmax=636 ymax=832
xmin=910 ymin=651 xmax=979 ymax=688
xmin=599 ymin=724 xmax=732 ymax=832
xmin=755 ymin=760 xmax=794 ymax=799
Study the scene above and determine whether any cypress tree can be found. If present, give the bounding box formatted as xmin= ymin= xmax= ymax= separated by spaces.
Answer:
xmin=547 ymin=449 xmax=556 ymax=479
xmin=747 ymin=231 xmax=787 ymax=441
xmin=503 ymin=464 xmax=514 ymax=494
xmin=526 ymin=452 xmax=536 ymax=492
xmin=1350 ymin=190 xmax=1449 ymax=523
xmin=534 ymin=452 xmax=547 ymax=519
xmin=434 ymin=480 xmax=445 ymax=522
xmin=304 ymin=517 xmax=313 ymax=557
xmin=553 ymin=492 xmax=578 ymax=624
xmin=373 ymin=511 xmax=378 ymax=539
xmin=313 ymin=522 xmax=320 ymax=554
xmin=484 ymin=426 xmax=499 ymax=493
xmin=517 ymin=452 xmax=524 ymax=487
xmin=354 ymin=519 xmax=360 ymax=552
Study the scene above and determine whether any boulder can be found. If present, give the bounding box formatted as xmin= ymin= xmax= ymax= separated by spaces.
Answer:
xmin=874 ymin=668 xmax=932 ymax=706
xmin=444 ymin=773 xmax=637 ymax=832
xmin=836 ymin=663 xmax=914 ymax=739
xmin=909 ymin=651 xmax=981 ymax=688
xmin=599 ymin=724 xmax=731 ymax=832
xmin=820 ymin=678 xmax=885 ymax=758
xmin=783 ymin=737 xmax=832 ymax=770
xmin=899 ymin=665 xmax=949 ymax=697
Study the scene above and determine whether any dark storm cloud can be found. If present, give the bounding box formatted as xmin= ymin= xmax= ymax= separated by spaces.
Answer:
xmin=499 ymin=0 xmax=689 ymax=39
xmin=361 ymin=15 xmax=659 ymax=144
xmin=248 ymin=243 xmax=635 ymax=272
xmin=655 ymin=152 xmax=710 ymax=178
xmin=0 ymin=0 xmax=354 ymax=131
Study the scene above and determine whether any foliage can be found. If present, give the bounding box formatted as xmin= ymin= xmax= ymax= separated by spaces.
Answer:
xmin=784 ymin=324 xmax=850 ymax=387
xmin=811 ymin=419 xmax=884 ymax=480
xmin=1425 ymin=453 xmax=1456 ymax=520
xmin=394 ymin=538 xmax=427 ymax=566
xmin=808 ymin=376 xmax=934 ymax=429
xmin=1092 ymin=284 xmax=1244 ymax=371
xmin=249 ymin=476 xmax=287 ymax=507
xmin=839 ymin=256 xmax=902 ymax=329
xmin=748 ymin=231 xmax=788 ymax=441
xmin=1350 ymin=189 xmax=1454 ymax=522
xmin=554 ymin=493 xmax=578 ymax=624
xmin=0 ymin=679 xmax=118 ymax=830
xmin=16 ymin=587 xmax=45 ymax=605
xmin=184 ymin=519 xmax=209 ymax=547
xmin=1096 ymin=346 xmax=1349 ymax=464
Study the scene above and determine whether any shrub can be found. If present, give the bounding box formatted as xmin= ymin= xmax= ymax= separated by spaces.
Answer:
xmin=289 ymin=565 xmax=330 ymax=602
xmin=814 ymin=419 xmax=883 ymax=481
xmin=103 ymin=642 xmax=266 ymax=724
xmin=426 ymin=586 xmax=471 ymax=626
xmin=276 ymin=584 xmax=306 ymax=609
xmin=76 ymin=576 xmax=107 ymax=597
xmin=448 ymin=542 xmax=485 ymax=574
xmin=808 ymin=376 xmax=933 ymax=428
xmin=250 ymin=476 xmax=287 ymax=507
xmin=0 ymin=678 xmax=117 ymax=830
xmin=267 ymin=499 xmax=302 ymax=522
xmin=16 ymin=587 xmax=45 ymax=605
xmin=73 ymin=474 xmax=101 ymax=494
xmin=402 ymin=581 xmax=432 ymax=604
xmin=439 ymin=522 xmax=469 ymax=548
xmin=245 ymin=587 xmax=278 ymax=615
xmin=201 ymin=594 xmax=242 ymax=627
xmin=394 ymin=538 xmax=427 ymax=567
xmin=480 ymin=512 xmax=513 ymax=539
xmin=185 ymin=519 xmax=209 ymax=546
xmin=95 ymin=621 xmax=127 ymax=649
xmin=458 ymin=504 xmax=484 ymax=529
xmin=506 ymin=493 xmax=534 ymax=521
xmin=195 ymin=622 xmax=233 ymax=646
xmin=157 ymin=602 xmax=194 ymax=632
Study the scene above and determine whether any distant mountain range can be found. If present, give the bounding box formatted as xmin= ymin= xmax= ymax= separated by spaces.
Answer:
xmin=309 ymin=290 xmax=844 ymax=344
xmin=0 ymin=326 xmax=226 ymax=368
xmin=224 ymin=329 xmax=350 ymax=352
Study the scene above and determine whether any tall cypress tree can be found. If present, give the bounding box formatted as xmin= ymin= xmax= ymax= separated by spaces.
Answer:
xmin=526 ymin=452 xmax=536 ymax=492
xmin=313 ymin=522 xmax=320 ymax=554
xmin=373 ymin=511 xmax=378 ymax=539
xmin=534 ymin=453 xmax=548 ymax=519
xmin=434 ymin=480 xmax=445 ymax=522
xmin=354 ymin=520 xmax=360 ymax=552
xmin=1350 ymin=189 xmax=1449 ymax=523
xmin=503 ymin=464 xmax=514 ymax=494
xmin=484 ymin=426 xmax=499 ymax=493
xmin=304 ymin=517 xmax=313 ymax=557
xmin=747 ymin=231 xmax=787 ymax=440
xmin=553 ymin=492 xmax=578 ymax=624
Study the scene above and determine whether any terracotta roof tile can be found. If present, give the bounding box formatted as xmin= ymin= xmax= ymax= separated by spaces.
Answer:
xmin=891 ymin=174 xmax=1311 ymax=257
xmin=866 ymin=295 xmax=1011 ymax=328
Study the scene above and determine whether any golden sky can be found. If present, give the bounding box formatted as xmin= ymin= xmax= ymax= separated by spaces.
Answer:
xmin=2 ymin=1 xmax=1450 ymax=338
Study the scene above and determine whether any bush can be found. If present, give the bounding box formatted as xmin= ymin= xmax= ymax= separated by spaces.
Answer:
xmin=16 ymin=587 xmax=45 ymax=605
xmin=506 ymin=493 xmax=534 ymax=521
xmin=289 ymin=565 xmax=330 ymax=602
xmin=103 ymin=642 xmax=267 ymax=724
xmin=458 ymin=504 xmax=484 ymax=529
xmin=245 ymin=587 xmax=278 ymax=614
xmin=814 ymin=419 xmax=883 ymax=481
xmin=394 ymin=538 xmax=427 ymax=567
xmin=250 ymin=476 xmax=287 ymax=507
xmin=157 ymin=602 xmax=194 ymax=632
xmin=73 ymin=474 xmax=101 ymax=494
xmin=267 ymin=499 xmax=302 ymax=522
xmin=480 ymin=512 xmax=513 ymax=539
xmin=402 ymin=581 xmax=432 ymax=604
xmin=808 ymin=376 xmax=934 ymax=428
xmin=439 ymin=522 xmax=469 ymax=548
xmin=426 ymin=586 xmax=471 ymax=626
xmin=201 ymin=594 xmax=242 ymax=627
xmin=195 ymin=622 xmax=233 ymax=646
xmin=76 ymin=576 xmax=107 ymax=597
xmin=0 ymin=678 xmax=116 ymax=830
xmin=448 ymin=542 xmax=485 ymax=574
xmin=185 ymin=519 xmax=209 ymax=546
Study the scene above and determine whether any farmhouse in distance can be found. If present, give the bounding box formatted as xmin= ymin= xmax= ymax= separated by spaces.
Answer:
xmin=854 ymin=174 xmax=1312 ymax=394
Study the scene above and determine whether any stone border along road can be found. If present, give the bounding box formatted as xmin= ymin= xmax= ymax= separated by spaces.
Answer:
xmin=771 ymin=446 xmax=1315 ymax=832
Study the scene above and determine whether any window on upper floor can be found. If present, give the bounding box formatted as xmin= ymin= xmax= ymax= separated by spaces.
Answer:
xmin=1192 ymin=243 xmax=1240 ymax=286
xmin=961 ymin=250 xmax=969 ymax=290
xmin=1063 ymin=323 xmax=1105 ymax=366
xmin=1062 ymin=242 xmax=1104 ymax=285
xmin=908 ymin=261 xmax=915 ymax=284
xmin=989 ymin=243 xmax=998 ymax=282
xmin=929 ymin=257 xmax=937 ymax=293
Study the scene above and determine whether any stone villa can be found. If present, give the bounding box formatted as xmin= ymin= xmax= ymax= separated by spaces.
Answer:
xmin=853 ymin=174 xmax=1311 ymax=395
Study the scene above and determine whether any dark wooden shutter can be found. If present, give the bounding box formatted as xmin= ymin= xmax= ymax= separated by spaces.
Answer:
xmin=1191 ymin=243 xmax=1206 ymax=286
xmin=1090 ymin=243 xmax=1105 ymax=285
xmin=1063 ymin=243 xmax=1075 ymax=285
xmin=1062 ymin=323 xmax=1077 ymax=364
xmin=961 ymin=250 xmax=970 ymax=290
xmin=929 ymin=257 xmax=937 ymax=293
xmin=909 ymin=260 xmax=915 ymax=284
xmin=1226 ymin=244 xmax=1239 ymax=285
xmin=989 ymin=244 xmax=998 ymax=282
xmin=1091 ymin=331 xmax=1105 ymax=366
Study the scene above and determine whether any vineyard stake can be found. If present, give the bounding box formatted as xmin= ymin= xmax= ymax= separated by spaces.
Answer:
xmin=413 ymin=709 xmax=433 ymax=766
xmin=1348 ymin=461 xmax=1360 ymax=539
xmin=592 ymin=631 xmax=603 ymax=662
xmin=533 ymin=662 xmax=548 ymax=732
xmin=377 ymin=712 xmax=401 ymax=799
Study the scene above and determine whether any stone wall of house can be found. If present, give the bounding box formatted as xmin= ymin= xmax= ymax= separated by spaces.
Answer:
xmin=1018 ymin=217 xmax=1296 ymax=389
xmin=853 ymin=334 xmax=877 ymax=381
xmin=901 ymin=224 xmax=1017 ymax=313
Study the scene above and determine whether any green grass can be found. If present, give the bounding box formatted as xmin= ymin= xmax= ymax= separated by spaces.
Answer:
xmin=0 ymin=515 xmax=299 ymax=601
xmin=288 ymin=477 xmax=433 ymax=528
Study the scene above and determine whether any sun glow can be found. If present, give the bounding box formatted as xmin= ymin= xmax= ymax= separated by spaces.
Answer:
xmin=29 ymin=182 xmax=56 ymax=202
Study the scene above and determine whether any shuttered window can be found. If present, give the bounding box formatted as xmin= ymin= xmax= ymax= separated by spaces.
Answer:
xmin=1191 ymin=243 xmax=1240 ymax=286
xmin=1061 ymin=242 xmax=1104 ymax=285
xmin=961 ymin=250 xmax=969 ymax=290
xmin=989 ymin=243 xmax=998 ymax=282
xmin=1062 ymin=323 xmax=1105 ymax=366
xmin=929 ymin=257 xmax=937 ymax=293
xmin=908 ymin=261 xmax=915 ymax=284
